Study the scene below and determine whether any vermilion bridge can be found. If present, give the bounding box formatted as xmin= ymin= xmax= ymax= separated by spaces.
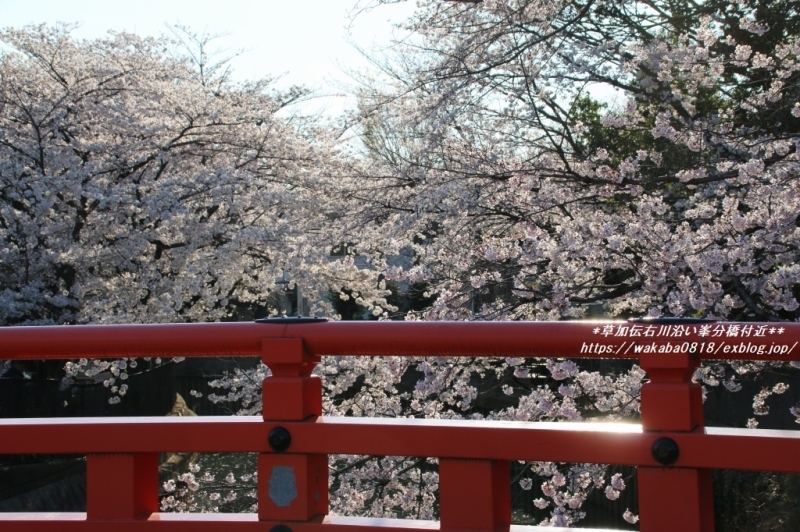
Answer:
xmin=1 ymin=319 xmax=799 ymax=531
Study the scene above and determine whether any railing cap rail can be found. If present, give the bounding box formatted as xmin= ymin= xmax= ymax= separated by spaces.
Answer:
xmin=1 ymin=320 xmax=798 ymax=362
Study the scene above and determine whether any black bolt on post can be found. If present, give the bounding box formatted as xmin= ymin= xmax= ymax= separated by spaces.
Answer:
xmin=651 ymin=437 xmax=680 ymax=466
xmin=268 ymin=426 xmax=292 ymax=452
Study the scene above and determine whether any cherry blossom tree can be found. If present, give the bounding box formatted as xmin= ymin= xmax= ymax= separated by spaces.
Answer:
xmin=350 ymin=0 xmax=800 ymax=323
xmin=0 ymin=24 xmax=353 ymax=327
xmin=314 ymin=0 xmax=800 ymax=525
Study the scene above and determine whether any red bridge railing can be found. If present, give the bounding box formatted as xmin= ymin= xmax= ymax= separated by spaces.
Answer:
xmin=1 ymin=320 xmax=800 ymax=531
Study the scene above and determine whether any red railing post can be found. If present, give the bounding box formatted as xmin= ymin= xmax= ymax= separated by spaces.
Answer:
xmin=259 ymin=338 xmax=328 ymax=522
xmin=86 ymin=453 xmax=158 ymax=520
xmin=638 ymin=350 xmax=714 ymax=532
xmin=439 ymin=458 xmax=510 ymax=531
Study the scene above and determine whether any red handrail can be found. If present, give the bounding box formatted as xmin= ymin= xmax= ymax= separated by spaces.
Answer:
xmin=2 ymin=320 xmax=797 ymax=360
xmin=1 ymin=320 xmax=799 ymax=532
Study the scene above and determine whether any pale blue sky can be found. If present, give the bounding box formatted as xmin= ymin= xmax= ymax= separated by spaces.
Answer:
xmin=1 ymin=0 xmax=417 ymax=113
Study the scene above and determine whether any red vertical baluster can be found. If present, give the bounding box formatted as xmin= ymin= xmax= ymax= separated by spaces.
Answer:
xmin=439 ymin=458 xmax=510 ymax=531
xmin=87 ymin=453 xmax=158 ymax=521
xmin=638 ymin=350 xmax=714 ymax=532
xmin=259 ymin=338 xmax=327 ymax=522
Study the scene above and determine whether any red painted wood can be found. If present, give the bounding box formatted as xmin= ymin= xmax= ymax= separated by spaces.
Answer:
xmin=3 ymin=417 xmax=800 ymax=472
xmin=637 ymin=468 xmax=714 ymax=532
xmin=258 ymin=454 xmax=328 ymax=522
xmin=262 ymin=377 xmax=323 ymax=421
xmin=638 ymin=349 xmax=713 ymax=531
xmin=639 ymin=351 xmax=704 ymax=431
xmin=3 ymin=320 xmax=800 ymax=531
xmin=87 ymin=453 xmax=158 ymax=520
xmin=439 ymin=459 xmax=510 ymax=531
xmin=259 ymin=336 xmax=328 ymax=521
xmin=261 ymin=338 xmax=320 ymax=377
xmin=260 ymin=337 xmax=322 ymax=421
xmin=3 ymin=321 xmax=799 ymax=361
